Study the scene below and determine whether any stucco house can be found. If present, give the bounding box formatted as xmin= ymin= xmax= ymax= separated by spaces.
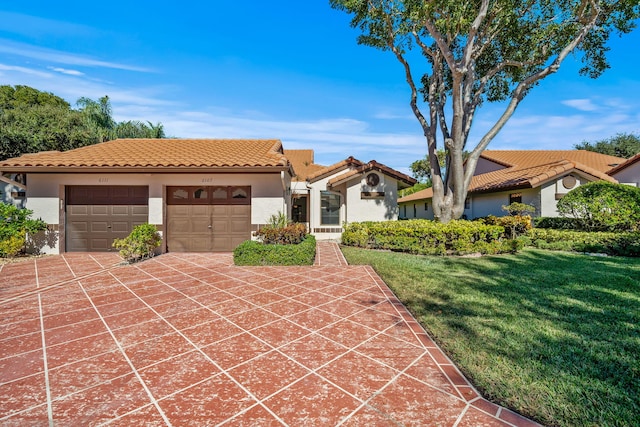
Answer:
xmin=0 ymin=138 xmax=414 ymax=254
xmin=398 ymin=150 xmax=634 ymax=220
xmin=607 ymin=152 xmax=640 ymax=187
xmin=285 ymin=149 xmax=416 ymax=240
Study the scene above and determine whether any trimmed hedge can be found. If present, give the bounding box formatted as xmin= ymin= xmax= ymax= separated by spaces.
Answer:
xmin=341 ymin=219 xmax=513 ymax=255
xmin=533 ymin=217 xmax=581 ymax=230
xmin=526 ymin=228 xmax=640 ymax=257
xmin=234 ymin=235 xmax=316 ymax=265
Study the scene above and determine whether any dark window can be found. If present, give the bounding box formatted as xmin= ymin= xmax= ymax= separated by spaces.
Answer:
xmin=320 ymin=191 xmax=340 ymax=225
xmin=509 ymin=193 xmax=522 ymax=204
xmin=167 ymin=186 xmax=250 ymax=205
xmin=413 ymin=204 xmax=417 ymax=217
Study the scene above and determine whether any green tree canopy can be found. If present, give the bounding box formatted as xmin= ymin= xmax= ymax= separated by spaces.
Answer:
xmin=574 ymin=132 xmax=640 ymax=158
xmin=0 ymin=85 xmax=167 ymax=161
xmin=331 ymin=0 xmax=640 ymax=222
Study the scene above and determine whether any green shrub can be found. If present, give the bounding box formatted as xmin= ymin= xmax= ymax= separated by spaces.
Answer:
xmin=256 ymin=222 xmax=307 ymax=245
xmin=342 ymin=219 xmax=509 ymax=255
xmin=502 ymin=202 xmax=536 ymax=216
xmin=556 ymin=181 xmax=640 ymax=232
xmin=480 ymin=215 xmax=532 ymax=238
xmin=0 ymin=231 xmax=26 ymax=257
xmin=0 ymin=203 xmax=47 ymax=257
xmin=234 ymin=235 xmax=316 ymax=265
xmin=533 ymin=217 xmax=581 ymax=230
xmin=112 ymin=223 xmax=162 ymax=263
xmin=527 ymin=228 xmax=640 ymax=257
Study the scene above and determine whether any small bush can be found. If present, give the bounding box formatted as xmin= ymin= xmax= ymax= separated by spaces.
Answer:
xmin=0 ymin=231 xmax=26 ymax=257
xmin=234 ymin=235 xmax=316 ymax=265
xmin=0 ymin=203 xmax=47 ymax=257
xmin=557 ymin=181 xmax=640 ymax=232
xmin=112 ymin=223 xmax=162 ymax=263
xmin=480 ymin=215 xmax=532 ymax=238
xmin=502 ymin=202 xmax=535 ymax=216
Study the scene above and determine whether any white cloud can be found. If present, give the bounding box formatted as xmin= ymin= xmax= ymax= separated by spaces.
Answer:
xmin=48 ymin=67 xmax=84 ymax=76
xmin=561 ymin=98 xmax=599 ymax=111
xmin=0 ymin=40 xmax=153 ymax=73
xmin=0 ymin=63 xmax=53 ymax=78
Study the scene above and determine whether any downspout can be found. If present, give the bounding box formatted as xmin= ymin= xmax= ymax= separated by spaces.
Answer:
xmin=280 ymin=171 xmax=290 ymax=217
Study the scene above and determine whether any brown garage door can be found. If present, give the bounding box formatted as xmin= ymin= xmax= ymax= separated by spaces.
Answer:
xmin=166 ymin=186 xmax=251 ymax=252
xmin=66 ymin=186 xmax=149 ymax=252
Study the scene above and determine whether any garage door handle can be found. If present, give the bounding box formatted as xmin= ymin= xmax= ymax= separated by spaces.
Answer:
xmin=107 ymin=225 xmax=112 ymax=229
xmin=208 ymin=225 xmax=212 ymax=229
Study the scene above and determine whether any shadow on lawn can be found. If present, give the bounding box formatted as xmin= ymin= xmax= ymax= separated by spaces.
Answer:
xmin=401 ymin=249 xmax=639 ymax=425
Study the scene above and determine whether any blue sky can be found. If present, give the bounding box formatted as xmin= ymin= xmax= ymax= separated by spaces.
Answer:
xmin=1 ymin=2 xmax=639 ymax=174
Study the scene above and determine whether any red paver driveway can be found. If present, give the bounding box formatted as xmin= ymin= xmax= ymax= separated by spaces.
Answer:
xmin=0 ymin=247 xmax=539 ymax=426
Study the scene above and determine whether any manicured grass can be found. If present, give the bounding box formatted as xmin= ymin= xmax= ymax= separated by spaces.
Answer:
xmin=342 ymin=247 xmax=640 ymax=427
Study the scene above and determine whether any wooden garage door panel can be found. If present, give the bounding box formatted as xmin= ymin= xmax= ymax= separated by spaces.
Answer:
xmin=167 ymin=204 xmax=250 ymax=252
xmin=66 ymin=186 xmax=148 ymax=252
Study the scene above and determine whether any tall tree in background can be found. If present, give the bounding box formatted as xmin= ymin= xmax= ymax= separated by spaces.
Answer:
xmin=575 ymin=132 xmax=640 ymax=158
xmin=76 ymin=96 xmax=165 ymax=141
xmin=331 ymin=0 xmax=640 ymax=222
xmin=0 ymin=86 xmax=100 ymax=160
xmin=0 ymin=86 xmax=166 ymax=161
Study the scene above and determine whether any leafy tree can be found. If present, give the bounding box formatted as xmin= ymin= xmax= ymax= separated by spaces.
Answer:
xmin=331 ymin=0 xmax=639 ymax=222
xmin=0 ymin=85 xmax=168 ymax=160
xmin=557 ymin=181 xmax=640 ymax=231
xmin=0 ymin=87 xmax=101 ymax=160
xmin=574 ymin=132 xmax=640 ymax=158
xmin=114 ymin=120 xmax=165 ymax=139
xmin=0 ymin=85 xmax=69 ymax=110
xmin=77 ymin=96 xmax=116 ymax=137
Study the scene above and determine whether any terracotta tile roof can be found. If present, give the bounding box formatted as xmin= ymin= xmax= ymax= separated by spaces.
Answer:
xmin=607 ymin=152 xmax=640 ymax=175
xmin=470 ymin=159 xmax=616 ymax=193
xmin=0 ymin=139 xmax=291 ymax=172
xmin=480 ymin=150 xmax=625 ymax=174
xmin=283 ymin=149 xmax=326 ymax=181
xmin=307 ymin=157 xmax=364 ymax=183
xmin=399 ymin=150 xmax=623 ymax=203
xmin=327 ymin=160 xmax=416 ymax=188
xmin=398 ymin=187 xmax=433 ymax=203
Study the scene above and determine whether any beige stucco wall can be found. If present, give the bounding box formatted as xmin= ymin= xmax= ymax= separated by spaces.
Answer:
xmin=611 ymin=162 xmax=640 ymax=187
xmin=468 ymin=188 xmax=540 ymax=218
xmin=398 ymin=200 xmax=433 ymax=220
xmin=25 ymin=172 xmax=287 ymax=254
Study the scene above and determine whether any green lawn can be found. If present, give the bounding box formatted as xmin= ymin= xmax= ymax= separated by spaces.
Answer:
xmin=341 ymin=247 xmax=640 ymax=427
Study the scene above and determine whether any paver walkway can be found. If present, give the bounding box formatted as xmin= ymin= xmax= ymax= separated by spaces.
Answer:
xmin=0 ymin=246 xmax=540 ymax=426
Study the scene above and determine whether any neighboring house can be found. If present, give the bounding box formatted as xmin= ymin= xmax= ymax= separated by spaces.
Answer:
xmin=398 ymin=150 xmax=629 ymax=220
xmin=0 ymin=138 xmax=414 ymax=254
xmin=607 ymin=152 xmax=640 ymax=187
xmin=1 ymin=172 xmax=27 ymax=208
